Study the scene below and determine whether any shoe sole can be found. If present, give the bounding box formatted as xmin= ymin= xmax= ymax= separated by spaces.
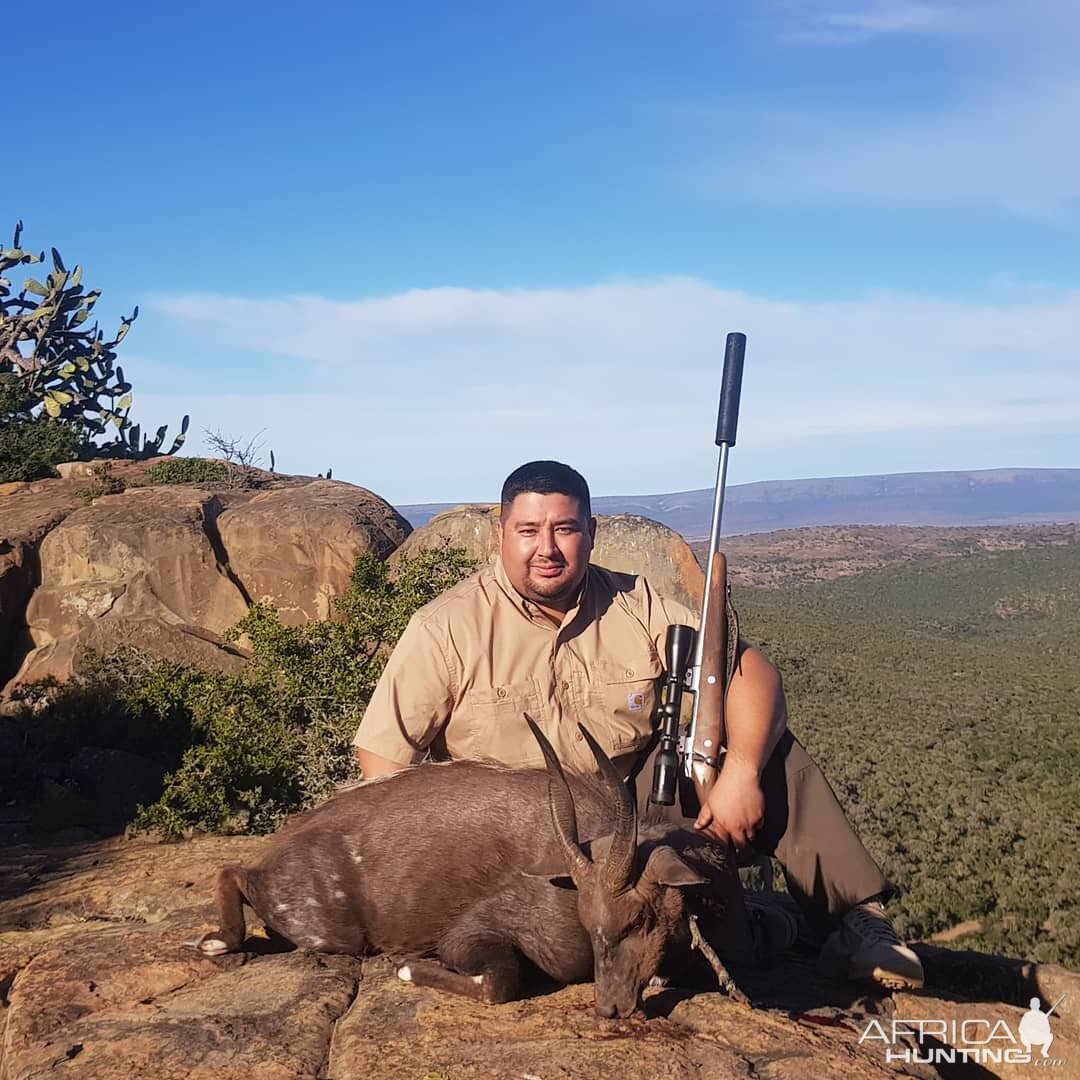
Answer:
xmin=852 ymin=963 xmax=924 ymax=991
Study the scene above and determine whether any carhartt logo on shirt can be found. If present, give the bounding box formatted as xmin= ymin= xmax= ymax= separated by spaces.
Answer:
xmin=627 ymin=691 xmax=646 ymax=712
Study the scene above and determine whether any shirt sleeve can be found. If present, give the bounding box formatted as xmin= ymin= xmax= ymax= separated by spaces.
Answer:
xmin=352 ymin=613 xmax=456 ymax=766
xmin=640 ymin=578 xmax=702 ymax=661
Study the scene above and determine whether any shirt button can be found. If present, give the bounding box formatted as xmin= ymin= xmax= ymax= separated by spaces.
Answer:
xmin=575 ymin=731 xmax=584 ymax=741
xmin=497 ymin=688 xmax=507 ymax=698
xmin=625 ymin=668 xmax=634 ymax=677
xmin=561 ymin=680 xmax=570 ymax=690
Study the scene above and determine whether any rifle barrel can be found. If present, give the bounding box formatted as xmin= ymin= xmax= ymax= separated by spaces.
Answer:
xmin=690 ymin=332 xmax=745 ymax=684
xmin=690 ymin=441 xmax=731 ymax=688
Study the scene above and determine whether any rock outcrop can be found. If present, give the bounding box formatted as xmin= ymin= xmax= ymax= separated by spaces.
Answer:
xmin=1 ymin=836 xmax=1075 ymax=1078
xmin=215 ymin=481 xmax=405 ymax=625
xmin=591 ymin=513 xmax=705 ymax=610
xmin=0 ymin=463 xmax=411 ymax=695
xmin=3 ymin=469 xmax=710 ymax=697
xmin=396 ymin=505 xmax=705 ymax=610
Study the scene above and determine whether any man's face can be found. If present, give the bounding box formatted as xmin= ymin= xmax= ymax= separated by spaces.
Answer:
xmin=496 ymin=492 xmax=596 ymax=613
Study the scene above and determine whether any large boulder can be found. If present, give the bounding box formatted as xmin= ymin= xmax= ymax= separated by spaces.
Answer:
xmin=12 ymin=486 xmax=250 ymax=687
xmin=216 ymin=480 xmax=409 ymax=624
xmin=0 ymin=483 xmax=87 ymax=684
xmin=593 ymin=513 xmax=705 ymax=610
xmin=0 ymin=467 xmax=411 ymax=695
xmin=391 ymin=504 xmax=501 ymax=566
xmin=396 ymin=505 xmax=705 ymax=610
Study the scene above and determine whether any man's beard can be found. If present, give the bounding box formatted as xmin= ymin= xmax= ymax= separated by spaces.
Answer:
xmin=523 ymin=565 xmax=584 ymax=605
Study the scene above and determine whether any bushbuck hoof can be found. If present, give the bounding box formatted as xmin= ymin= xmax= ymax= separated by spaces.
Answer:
xmin=187 ymin=931 xmax=239 ymax=956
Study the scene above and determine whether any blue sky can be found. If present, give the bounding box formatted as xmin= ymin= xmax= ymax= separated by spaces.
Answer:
xmin=6 ymin=0 xmax=1078 ymax=503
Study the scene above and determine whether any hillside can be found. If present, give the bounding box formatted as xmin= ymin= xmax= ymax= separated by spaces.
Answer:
xmin=400 ymin=467 xmax=1080 ymax=535
xmin=732 ymin=537 xmax=1080 ymax=967
xmin=696 ymin=521 xmax=1080 ymax=588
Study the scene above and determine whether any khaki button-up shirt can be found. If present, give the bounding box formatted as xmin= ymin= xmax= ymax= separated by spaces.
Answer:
xmin=353 ymin=558 xmax=700 ymax=776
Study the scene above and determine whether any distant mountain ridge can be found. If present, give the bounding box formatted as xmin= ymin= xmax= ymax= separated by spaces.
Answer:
xmin=398 ymin=467 xmax=1080 ymax=537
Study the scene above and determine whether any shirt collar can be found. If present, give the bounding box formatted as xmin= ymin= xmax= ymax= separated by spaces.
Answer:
xmin=493 ymin=556 xmax=592 ymax=629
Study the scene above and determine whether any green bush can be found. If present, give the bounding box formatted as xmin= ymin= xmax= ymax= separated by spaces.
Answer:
xmin=0 ymin=414 xmax=83 ymax=483
xmin=146 ymin=457 xmax=231 ymax=486
xmin=2 ymin=649 xmax=205 ymax=804
xmin=132 ymin=545 xmax=476 ymax=836
xmin=0 ymin=374 xmax=84 ymax=482
xmin=75 ymin=462 xmax=127 ymax=500
xmin=5 ymin=546 xmax=477 ymax=836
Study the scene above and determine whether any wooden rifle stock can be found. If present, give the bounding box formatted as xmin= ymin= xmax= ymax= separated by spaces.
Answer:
xmin=688 ymin=551 xmax=728 ymax=805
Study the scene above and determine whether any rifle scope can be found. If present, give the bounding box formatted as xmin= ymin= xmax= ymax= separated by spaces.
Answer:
xmin=650 ymin=623 xmax=696 ymax=806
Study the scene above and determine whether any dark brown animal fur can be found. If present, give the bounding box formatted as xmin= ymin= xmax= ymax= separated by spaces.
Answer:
xmin=195 ymin=727 xmax=735 ymax=1017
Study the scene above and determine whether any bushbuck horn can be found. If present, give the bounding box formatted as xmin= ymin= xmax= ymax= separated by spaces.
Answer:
xmin=577 ymin=723 xmax=637 ymax=893
xmin=524 ymin=714 xmax=591 ymax=882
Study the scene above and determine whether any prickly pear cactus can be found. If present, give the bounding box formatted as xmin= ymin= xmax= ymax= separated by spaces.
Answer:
xmin=0 ymin=220 xmax=188 ymax=458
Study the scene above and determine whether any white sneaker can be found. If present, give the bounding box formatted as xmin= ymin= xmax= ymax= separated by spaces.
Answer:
xmin=819 ymin=899 xmax=925 ymax=990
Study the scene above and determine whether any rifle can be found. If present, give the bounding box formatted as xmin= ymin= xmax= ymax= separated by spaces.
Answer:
xmin=651 ymin=332 xmax=746 ymax=810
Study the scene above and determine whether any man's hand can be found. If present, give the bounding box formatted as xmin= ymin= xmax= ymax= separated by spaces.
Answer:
xmin=693 ymin=754 xmax=765 ymax=849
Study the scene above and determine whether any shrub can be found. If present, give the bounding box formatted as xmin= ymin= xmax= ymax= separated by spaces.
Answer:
xmin=130 ymin=545 xmax=477 ymax=836
xmin=0 ymin=415 xmax=83 ymax=483
xmin=2 ymin=649 xmax=205 ymax=805
xmin=146 ymin=457 xmax=231 ymax=486
xmin=0 ymin=374 xmax=84 ymax=482
xmin=75 ymin=462 xmax=127 ymax=500
xmin=5 ymin=546 xmax=477 ymax=836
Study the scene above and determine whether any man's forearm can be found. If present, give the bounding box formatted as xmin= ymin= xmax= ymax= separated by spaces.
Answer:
xmin=721 ymin=645 xmax=788 ymax=776
xmin=355 ymin=746 xmax=410 ymax=780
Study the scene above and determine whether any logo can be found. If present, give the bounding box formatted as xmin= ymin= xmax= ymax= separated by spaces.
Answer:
xmin=859 ymin=994 xmax=1068 ymax=1068
xmin=627 ymin=691 xmax=646 ymax=712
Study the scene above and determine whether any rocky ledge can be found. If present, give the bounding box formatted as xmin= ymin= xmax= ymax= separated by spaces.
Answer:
xmin=1 ymin=837 xmax=1076 ymax=1079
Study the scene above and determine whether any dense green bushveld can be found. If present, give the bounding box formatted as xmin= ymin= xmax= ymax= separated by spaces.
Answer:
xmin=7 ymin=547 xmax=476 ymax=837
xmin=736 ymin=543 xmax=1080 ymax=967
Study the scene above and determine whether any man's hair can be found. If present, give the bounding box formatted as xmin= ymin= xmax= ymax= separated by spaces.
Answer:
xmin=500 ymin=460 xmax=592 ymax=519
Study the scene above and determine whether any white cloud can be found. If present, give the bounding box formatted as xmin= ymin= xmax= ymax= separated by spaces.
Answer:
xmin=776 ymin=0 xmax=1076 ymax=47
xmin=663 ymin=2 xmax=1080 ymax=216
xmin=674 ymin=73 xmax=1080 ymax=218
xmin=787 ymin=2 xmax=970 ymax=44
xmin=145 ymin=278 xmax=1080 ymax=501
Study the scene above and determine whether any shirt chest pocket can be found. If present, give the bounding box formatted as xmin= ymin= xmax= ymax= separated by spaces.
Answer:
xmin=590 ymin=653 xmax=663 ymax=752
xmin=454 ymin=679 xmax=545 ymax=766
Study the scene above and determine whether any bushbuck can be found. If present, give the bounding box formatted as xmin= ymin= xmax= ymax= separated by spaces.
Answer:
xmin=193 ymin=719 xmax=740 ymax=1017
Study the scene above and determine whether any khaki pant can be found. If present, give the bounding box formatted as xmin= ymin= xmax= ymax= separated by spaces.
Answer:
xmin=629 ymin=729 xmax=894 ymax=943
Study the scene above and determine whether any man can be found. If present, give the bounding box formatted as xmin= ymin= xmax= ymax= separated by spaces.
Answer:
xmin=354 ymin=460 xmax=924 ymax=990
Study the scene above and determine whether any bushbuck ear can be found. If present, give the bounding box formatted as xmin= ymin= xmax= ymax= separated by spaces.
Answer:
xmin=520 ymin=851 xmax=578 ymax=889
xmin=520 ymin=869 xmax=577 ymax=889
xmin=640 ymin=846 xmax=707 ymax=889
xmin=521 ymin=835 xmax=611 ymax=886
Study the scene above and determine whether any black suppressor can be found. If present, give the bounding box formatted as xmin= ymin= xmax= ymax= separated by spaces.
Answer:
xmin=650 ymin=623 xmax=696 ymax=806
